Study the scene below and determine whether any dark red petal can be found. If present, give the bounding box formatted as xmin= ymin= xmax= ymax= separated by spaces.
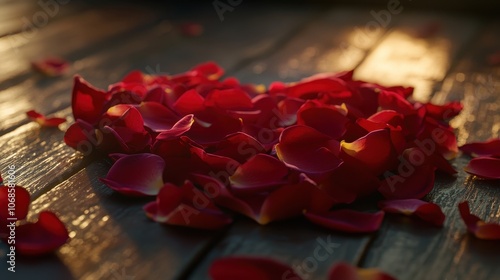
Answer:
xmin=185 ymin=109 xmax=243 ymax=144
xmin=0 ymin=186 xmax=30 ymax=221
xmin=144 ymin=182 xmax=232 ymax=230
xmin=378 ymin=199 xmax=445 ymax=227
xmin=464 ymin=157 xmax=500 ymax=180
xmin=26 ymin=110 xmax=66 ymax=127
xmin=285 ymin=77 xmax=347 ymax=100
xmin=458 ymin=201 xmax=500 ymax=240
xmin=379 ymin=164 xmax=436 ymax=199
xmin=276 ymin=125 xmax=341 ymax=174
xmin=100 ymin=153 xmax=165 ymax=196
xmin=205 ymin=132 xmax=266 ymax=163
xmin=304 ymin=210 xmax=384 ymax=233
xmin=297 ymin=101 xmax=349 ymax=139
xmin=340 ymin=129 xmax=397 ymax=175
xmin=31 ymin=57 xmax=69 ymax=77
xmin=460 ymin=138 xmax=500 ymax=157
xmin=15 ymin=211 xmax=69 ymax=256
xmin=72 ymin=75 xmax=109 ymax=124
xmin=173 ymin=89 xmax=206 ymax=115
xmin=209 ymin=256 xmax=302 ymax=280
xmin=328 ymin=262 xmax=397 ymax=280
xmin=260 ymin=174 xmax=335 ymax=224
xmin=423 ymin=101 xmax=463 ymax=120
xmin=156 ymin=114 xmax=194 ymax=140
xmin=378 ymin=90 xmax=415 ymax=115
xmin=229 ymin=154 xmax=289 ymax=194
xmin=191 ymin=61 xmax=224 ymax=81
xmin=63 ymin=120 xmax=96 ymax=151
xmin=137 ymin=101 xmax=180 ymax=132
xmin=205 ymin=88 xmax=253 ymax=110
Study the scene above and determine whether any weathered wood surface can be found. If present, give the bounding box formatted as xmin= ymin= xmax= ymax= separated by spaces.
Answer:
xmin=0 ymin=1 xmax=499 ymax=280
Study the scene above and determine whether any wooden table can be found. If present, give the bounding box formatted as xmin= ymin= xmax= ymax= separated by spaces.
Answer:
xmin=0 ymin=1 xmax=499 ymax=279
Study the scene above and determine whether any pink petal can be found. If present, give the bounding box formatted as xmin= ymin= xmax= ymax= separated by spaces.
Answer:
xmin=15 ymin=211 xmax=69 ymax=256
xmin=276 ymin=125 xmax=341 ymax=174
xmin=229 ymin=154 xmax=289 ymax=194
xmin=460 ymin=138 xmax=500 ymax=157
xmin=464 ymin=157 xmax=500 ymax=180
xmin=209 ymin=256 xmax=302 ymax=280
xmin=304 ymin=210 xmax=384 ymax=233
xmin=378 ymin=199 xmax=445 ymax=227
xmin=100 ymin=153 xmax=165 ymax=196
xmin=458 ymin=201 xmax=500 ymax=240
xmin=328 ymin=262 xmax=397 ymax=280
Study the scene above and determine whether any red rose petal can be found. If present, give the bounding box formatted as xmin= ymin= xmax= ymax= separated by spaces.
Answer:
xmin=379 ymin=199 xmax=445 ymax=227
xmin=144 ymin=181 xmax=232 ymax=230
xmin=32 ymin=57 xmax=69 ymax=77
xmin=26 ymin=110 xmax=66 ymax=127
xmin=340 ymin=129 xmax=397 ymax=175
xmin=205 ymin=132 xmax=266 ymax=163
xmin=328 ymin=262 xmax=397 ymax=280
xmin=423 ymin=101 xmax=462 ymax=121
xmin=71 ymin=75 xmax=110 ymax=124
xmin=205 ymin=88 xmax=253 ymax=110
xmin=460 ymin=138 xmax=500 ymax=158
xmin=297 ymin=100 xmax=349 ymax=139
xmin=458 ymin=201 xmax=500 ymax=240
xmin=63 ymin=119 xmax=96 ymax=151
xmin=464 ymin=157 xmax=500 ymax=180
xmin=229 ymin=154 xmax=289 ymax=194
xmin=0 ymin=185 xmax=30 ymax=221
xmin=209 ymin=256 xmax=302 ymax=280
xmin=173 ymin=89 xmax=206 ymax=115
xmin=100 ymin=153 xmax=165 ymax=196
xmin=304 ymin=209 xmax=384 ymax=233
xmin=379 ymin=164 xmax=436 ymax=199
xmin=156 ymin=114 xmax=194 ymax=140
xmin=136 ymin=101 xmax=180 ymax=132
xmin=276 ymin=125 xmax=341 ymax=174
xmin=15 ymin=211 xmax=69 ymax=256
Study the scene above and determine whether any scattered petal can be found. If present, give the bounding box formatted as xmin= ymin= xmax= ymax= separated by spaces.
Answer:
xmin=32 ymin=57 xmax=69 ymax=77
xmin=464 ymin=157 xmax=500 ymax=180
xmin=460 ymin=138 xmax=500 ymax=157
xmin=379 ymin=199 xmax=445 ymax=227
xmin=209 ymin=256 xmax=302 ymax=280
xmin=179 ymin=22 xmax=204 ymax=37
xmin=458 ymin=201 xmax=500 ymax=240
xmin=305 ymin=210 xmax=384 ymax=233
xmin=328 ymin=262 xmax=397 ymax=280
xmin=26 ymin=110 xmax=66 ymax=127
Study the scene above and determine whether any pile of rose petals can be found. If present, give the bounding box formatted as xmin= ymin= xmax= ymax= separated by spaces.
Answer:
xmin=60 ymin=61 xmax=500 ymax=235
xmin=0 ymin=174 xmax=69 ymax=256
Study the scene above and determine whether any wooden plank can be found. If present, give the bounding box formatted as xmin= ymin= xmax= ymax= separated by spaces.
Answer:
xmin=0 ymin=159 xmax=226 ymax=280
xmin=354 ymin=12 xmax=481 ymax=101
xmin=234 ymin=7 xmax=393 ymax=86
xmin=0 ymin=4 xmax=158 ymax=87
xmin=360 ymin=20 xmax=500 ymax=280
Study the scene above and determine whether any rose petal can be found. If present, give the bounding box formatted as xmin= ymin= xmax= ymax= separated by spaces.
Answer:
xmin=229 ymin=154 xmax=289 ymax=194
xmin=297 ymin=100 xmax=349 ymax=139
xmin=205 ymin=88 xmax=253 ymax=110
xmin=172 ymin=89 xmax=206 ymax=115
xmin=144 ymin=181 xmax=232 ymax=230
xmin=179 ymin=22 xmax=203 ymax=37
xmin=100 ymin=153 xmax=165 ymax=196
xmin=460 ymin=138 xmax=500 ymax=158
xmin=156 ymin=114 xmax=194 ymax=140
xmin=71 ymin=75 xmax=109 ymax=124
xmin=276 ymin=125 xmax=341 ymax=174
xmin=379 ymin=164 xmax=436 ymax=199
xmin=464 ymin=157 xmax=500 ymax=180
xmin=15 ymin=211 xmax=69 ymax=256
xmin=32 ymin=57 xmax=69 ymax=77
xmin=204 ymin=132 xmax=266 ymax=163
xmin=136 ymin=101 xmax=180 ymax=132
xmin=63 ymin=119 xmax=96 ymax=151
xmin=0 ymin=185 xmax=30 ymax=221
xmin=378 ymin=199 xmax=445 ymax=227
xmin=423 ymin=101 xmax=462 ymax=121
xmin=26 ymin=110 xmax=66 ymax=127
xmin=304 ymin=210 xmax=384 ymax=233
xmin=209 ymin=256 xmax=302 ymax=280
xmin=340 ymin=129 xmax=397 ymax=175
xmin=458 ymin=201 xmax=500 ymax=240
xmin=328 ymin=262 xmax=397 ymax=280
